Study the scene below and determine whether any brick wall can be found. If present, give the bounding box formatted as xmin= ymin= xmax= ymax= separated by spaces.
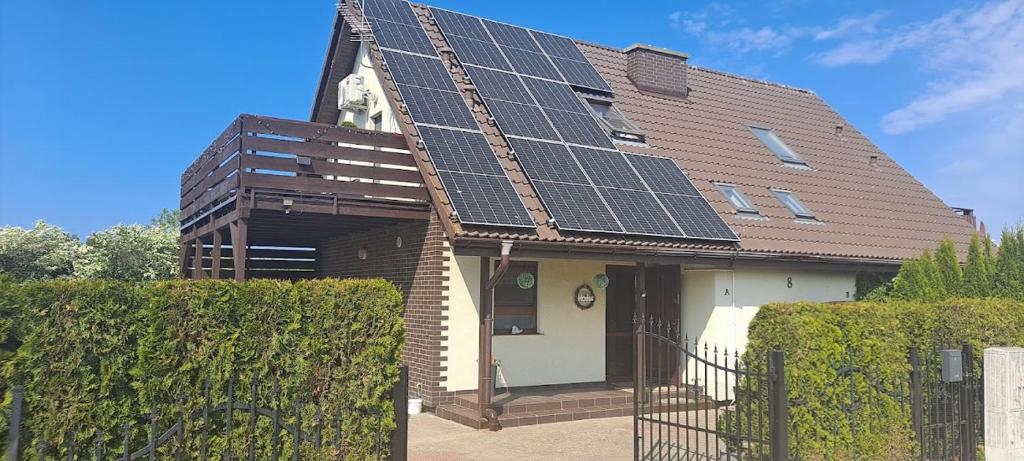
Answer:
xmin=320 ymin=211 xmax=456 ymax=408
xmin=625 ymin=44 xmax=689 ymax=99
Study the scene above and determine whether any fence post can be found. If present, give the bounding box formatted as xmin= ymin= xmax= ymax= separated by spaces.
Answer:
xmin=959 ymin=343 xmax=976 ymax=461
xmin=6 ymin=385 xmax=24 ymax=461
xmin=390 ymin=364 xmax=409 ymax=461
xmin=909 ymin=346 xmax=924 ymax=461
xmin=768 ymin=350 xmax=789 ymax=461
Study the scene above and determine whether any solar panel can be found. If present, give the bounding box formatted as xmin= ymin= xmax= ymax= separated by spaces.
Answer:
xmin=464 ymin=65 xmax=534 ymax=105
xmin=417 ymin=126 xmax=505 ymax=176
xmin=501 ymin=47 xmax=563 ymax=81
xmin=438 ymin=171 xmax=535 ymax=227
xmin=363 ymin=0 xmax=420 ymax=25
xmin=550 ymin=56 xmax=613 ymax=92
xmin=625 ymin=154 xmax=701 ymax=196
xmin=443 ymin=34 xmax=511 ymax=71
xmin=570 ymin=147 xmax=647 ymax=190
xmin=658 ymin=193 xmax=739 ymax=240
xmin=368 ymin=18 xmax=437 ymax=55
xmin=521 ymin=77 xmax=589 ymax=114
xmin=508 ymin=138 xmax=589 ymax=185
xmin=486 ymin=100 xmax=559 ymax=141
xmin=531 ymin=31 xmax=588 ymax=61
xmin=598 ymin=188 xmax=681 ymax=237
xmin=532 ymin=182 xmax=622 ymax=233
xmin=396 ymin=84 xmax=477 ymax=130
xmin=483 ymin=20 xmax=542 ymax=52
xmin=381 ymin=50 xmax=457 ymax=91
xmin=429 ymin=8 xmax=491 ymax=41
xmin=545 ymin=109 xmax=616 ymax=149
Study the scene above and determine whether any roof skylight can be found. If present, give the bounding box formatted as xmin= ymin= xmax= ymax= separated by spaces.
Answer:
xmin=748 ymin=126 xmax=806 ymax=166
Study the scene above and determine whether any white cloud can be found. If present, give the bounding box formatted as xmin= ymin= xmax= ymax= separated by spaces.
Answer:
xmin=669 ymin=3 xmax=816 ymax=53
xmin=926 ymin=107 xmax=1024 ymax=235
xmin=814 ymin=11 xmax=888 ymax=40
xmin=669 ymin=6 xmax=888 ymax=54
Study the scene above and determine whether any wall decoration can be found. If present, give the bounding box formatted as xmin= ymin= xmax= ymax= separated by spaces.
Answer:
xmin=593 ymin=273 xmax=610 ymax=289
xmin=575 ymin=284 xmax=596 ymax=310
xmin=516 ymin=271 xmax=536 ymax=290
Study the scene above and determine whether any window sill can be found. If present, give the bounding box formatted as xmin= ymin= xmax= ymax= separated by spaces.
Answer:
xmin=494 ymin=332 xmax=542 ymax=336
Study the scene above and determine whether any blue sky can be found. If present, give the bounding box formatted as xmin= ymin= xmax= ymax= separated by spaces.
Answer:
xmin=2 ymin=0 xmax=1021 ymax=239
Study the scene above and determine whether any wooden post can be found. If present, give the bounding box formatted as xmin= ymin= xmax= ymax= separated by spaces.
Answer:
xmin=230 ymin=219 xmax=248 ymax=281
xmin=211 ymin=229 xmax=223 ymax=279
xmin=192 ymin=237 xmax=205 ymax=279
xmin=390 ymin=364 xmax=409 ymax=461
xmin=179 ymin=240 xmax=191 ymax=279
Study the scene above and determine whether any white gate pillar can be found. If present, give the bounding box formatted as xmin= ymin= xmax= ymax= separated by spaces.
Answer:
xmin=984 ymin=347 xmax=1024 ymax=461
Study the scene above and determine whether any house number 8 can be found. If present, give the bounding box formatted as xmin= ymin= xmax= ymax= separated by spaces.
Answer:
xmin=786 ymin=277 xmax=793 ymax=288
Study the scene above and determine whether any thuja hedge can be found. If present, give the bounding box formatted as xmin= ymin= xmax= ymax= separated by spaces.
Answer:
xmin=739 ymin=298 xmax=1024 ymax=460
xmin=0 ymin=278 xmax=405 ymax=460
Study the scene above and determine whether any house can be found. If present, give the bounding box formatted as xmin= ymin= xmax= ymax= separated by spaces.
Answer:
xmin=178 ymin=0 xmax=980 ymax=429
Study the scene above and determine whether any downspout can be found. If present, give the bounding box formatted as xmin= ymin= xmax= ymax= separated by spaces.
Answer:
xmin=479 ymin=240 xmax=513 ymax=431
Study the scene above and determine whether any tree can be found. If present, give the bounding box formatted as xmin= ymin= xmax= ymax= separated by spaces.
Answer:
xmin=74 ymin=223 xmax=179 ymax=281
xmin=962 ymin=235 xmax=994 ymax=297
xmin=993 ymin=226 xmax=1024 ymax=300
xmin=891 ymin=251 xmax=946 ymax=302
xmin=150 ymin=208 xmax=180 ymax=232
xmin=0 ymin=220 xmax=80 ymax=281
xmin=934 ymin=239 xmax=963 ymax=296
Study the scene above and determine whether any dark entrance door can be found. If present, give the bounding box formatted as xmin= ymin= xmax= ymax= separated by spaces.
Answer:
xmin=605 ymin=264 xmax=681 ymax=384
xmin=605 ymin=266 xmax=636 ymax=382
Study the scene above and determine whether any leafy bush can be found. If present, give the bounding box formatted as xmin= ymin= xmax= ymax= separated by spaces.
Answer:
xmin=739 ymin=298 xmax=1024 ymax=460
xmin=1 ymin=278 xmax=405 ymax=460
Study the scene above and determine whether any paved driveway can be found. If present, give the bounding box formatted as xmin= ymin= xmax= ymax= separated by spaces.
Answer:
xmin=409 ymin=413 xmax=634 ymax=461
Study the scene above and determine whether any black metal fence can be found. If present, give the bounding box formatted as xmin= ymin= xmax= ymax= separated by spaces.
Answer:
xmin=915 ymin=343 xmax=983 ymax=461
xmin=634 ymin=316 xmax=985 ymax=461
xmin=4 ymin=365 xmax=409 ymax=461
xmin=633 ymin=318 xmax=788 ymax=461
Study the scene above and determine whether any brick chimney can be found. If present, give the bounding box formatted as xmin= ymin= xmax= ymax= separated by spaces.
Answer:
xmin=624 ymin=44 xmax=689 ymax=98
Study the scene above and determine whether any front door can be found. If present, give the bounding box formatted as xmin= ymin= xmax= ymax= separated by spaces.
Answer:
xmin=605 ymin=266 xmax=636 ymax=383
xmin=605 ymin=264 xmax=681 ymax=384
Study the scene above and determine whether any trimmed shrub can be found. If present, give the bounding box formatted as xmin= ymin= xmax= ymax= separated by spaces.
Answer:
xmin=741 ymin=298 xmax=1024 ymax=460
xmin=1 ymin=278 xmax=405 ymax=460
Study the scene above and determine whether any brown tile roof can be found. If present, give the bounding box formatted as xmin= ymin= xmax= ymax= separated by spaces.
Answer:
xmin=360 ymin=3 xmax=978 ymax=264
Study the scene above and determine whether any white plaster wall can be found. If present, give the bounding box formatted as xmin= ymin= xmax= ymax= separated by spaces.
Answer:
xmin=441 ymin=254 xmax=481 ymax=392
xmin=681 ymin=268 xmax=855 ymax=397
xmin=493 ymin=259 xmax=609 ymax=388
xmin=337 ymin=43 xmax=400 ymax=133
xmin=444 ymin=256 xmax=613 ymax=391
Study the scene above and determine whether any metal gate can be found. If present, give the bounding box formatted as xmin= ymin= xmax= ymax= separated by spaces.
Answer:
xmin=914 ymin=343 xmax=983 ymax=461
xmin=633 ymin=317 xmax=788 ymax=461
xmin=633 ymin=316 xmax=984 ymax=461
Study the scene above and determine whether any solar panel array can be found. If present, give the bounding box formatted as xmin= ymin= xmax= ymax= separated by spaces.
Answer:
xmin=430 ymin=8 xmax=613 ymax=93
xmin=363 ymin=0 xmax=533 ymax=228
xmin=431 ymin=6 xmax=738 ymax=241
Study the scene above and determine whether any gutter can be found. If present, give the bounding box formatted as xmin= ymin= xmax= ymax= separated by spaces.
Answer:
xmin=452 ymin=236 xmax=903 ymax=271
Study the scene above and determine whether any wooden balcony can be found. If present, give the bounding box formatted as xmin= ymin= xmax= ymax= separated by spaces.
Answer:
xmin=179 ymin=114 xmax=430 ymax=280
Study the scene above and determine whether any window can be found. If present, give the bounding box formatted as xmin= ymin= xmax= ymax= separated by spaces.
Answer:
xmin=494 ymin=261 xmax=538 ymax=335
xmin=714 ymin=183 xmax=758 ymax=215
xmin=370 ymin=112 xmax=384 ymax=131
xmin=772 ymin=189 xmax=815 ymax=219
xmin=587 ymin=99 xmax=645 ymax=143
xmin=748 ymin=126 xmax=806 ymax=166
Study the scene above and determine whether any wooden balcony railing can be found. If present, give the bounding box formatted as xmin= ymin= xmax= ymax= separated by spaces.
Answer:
xmin=179 ymin=114 xmax=429 ymax=240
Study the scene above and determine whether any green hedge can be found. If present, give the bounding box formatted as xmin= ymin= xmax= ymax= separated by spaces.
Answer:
xmin=740 ymin=298 xmax=1024 ymax=460
xmin=0 ymin=278 xmax=405 ymax=460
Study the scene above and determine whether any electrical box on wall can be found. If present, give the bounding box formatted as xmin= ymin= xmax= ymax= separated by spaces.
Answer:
xmin=338 ymin=75 xmax=369 ymax=111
